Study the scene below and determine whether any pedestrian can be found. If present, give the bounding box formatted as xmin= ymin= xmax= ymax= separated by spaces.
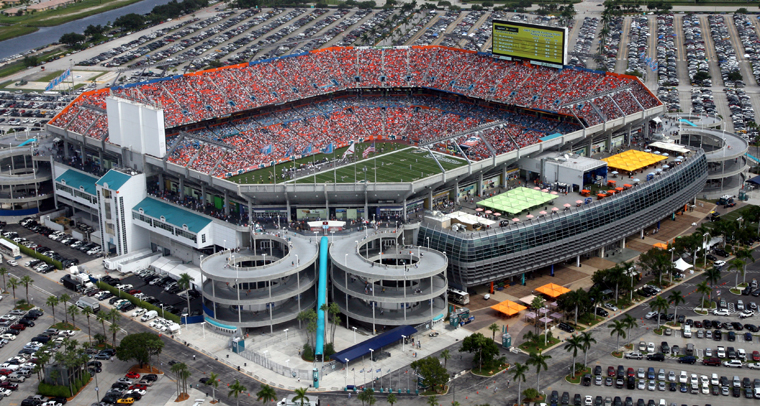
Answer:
xmin=193 ymin=354 xmax=196 ymax=361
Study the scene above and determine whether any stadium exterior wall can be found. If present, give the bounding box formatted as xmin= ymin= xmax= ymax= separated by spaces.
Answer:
xmin=418 ymin=150 xmax=708 ymax=289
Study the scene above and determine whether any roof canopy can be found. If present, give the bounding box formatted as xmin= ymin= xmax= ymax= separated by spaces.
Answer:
xmin=674 ymin=258 xmax=693 ymax=272
xmin=331 ymin=325 xmax=417 ymax=364
xmin=535 ymin=283 xmax=571 ymax=298
xmin=652 ymin=242 xmax=669 ymax=250
xmin=490 ymin=300 xmax=527 ymax=316
xmin=476 ymin=187 xmax=556 ymax=215
xmin=602 ymin=150 xmax=667 ymax=173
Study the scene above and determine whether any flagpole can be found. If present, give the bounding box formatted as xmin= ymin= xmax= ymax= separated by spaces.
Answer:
xmin=333 ymin=144 xmax=337 ymax=184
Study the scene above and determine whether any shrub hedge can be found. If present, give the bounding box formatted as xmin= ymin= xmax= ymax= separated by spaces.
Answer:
xmin=95 ymin=281 xmax=181 ymax=323
xmin=38 ymin=371 xmax=91 ymax=397
xmin=1 ymin=237 xmax=63 ymax=270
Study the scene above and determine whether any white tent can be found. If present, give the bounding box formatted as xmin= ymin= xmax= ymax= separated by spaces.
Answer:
xmin=673 ymin=258 xmax=693 ymax=272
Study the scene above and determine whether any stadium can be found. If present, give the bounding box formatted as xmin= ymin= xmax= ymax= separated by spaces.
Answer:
xmin=43 ymin=44 xmax=718 ymax=333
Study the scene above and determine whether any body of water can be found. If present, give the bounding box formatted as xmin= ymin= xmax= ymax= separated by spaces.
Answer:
xmin=0 ymin=0 xmax=176 ymax=60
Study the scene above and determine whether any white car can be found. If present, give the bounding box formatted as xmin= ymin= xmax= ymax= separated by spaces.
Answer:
xmin=605 ymin=303 xmax=619 ymax=311
xmin=714 ymin=260 xmax=726 ymax=267
xmin=713 ymin=309 xmax=730 ymax=316
xmin=739 ymin=310 xmax=755 ymax=319
xmin=705 ymin=348 xmax=713 ymax=357
xmin=645 ymin=311 xmax=659 ymax=319
xmin=747 ymin=363 xmax=760 ymax=370
xmin=700 ymin=375 xmax=709 ymax=384
xmin=723 ymin=360 xmax=743 ymax=368
xmin=128 ymin=388 xmax=146 ymax=396
xmin=0 ymin=334 xmax=15 ymax=341
xmin=690 ymin=373 xmax=698 ymax=384
xmin=585 ymin=396 xmax=593 ymax=406
xmin=0 ymin=388 xmax=10 ymax=397
xmin=701 ymin=383 xmax=709 ymax=395
xmin=717 ymin=346 xmax=726 ymax=358
xmin=625 ymin=352 xmax=643 ymax=359
xmin=6 ymin=260 xmax=16 ymax=267
xmin=667 ymin=371 xmax=676 ymax=382
xmin=132 ymin=308 xmax=146 ymax=317
xmin=57 ymin=330 xmax=75 ymax=337
xmin=679 ymin=371 xmax=688 ymax=383
xmin=647 ymin=342 xmax=655 ymax=353
xmin=710 ymin=373 xmax=719 ymax=385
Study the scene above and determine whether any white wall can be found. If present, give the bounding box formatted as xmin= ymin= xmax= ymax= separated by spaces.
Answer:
xmin=106 ymin=97 xmax=167 ymax=158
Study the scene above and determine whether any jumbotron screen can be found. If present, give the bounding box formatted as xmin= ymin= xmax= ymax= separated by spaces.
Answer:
xmin=492 ymin=20 xmax=567 ymax=67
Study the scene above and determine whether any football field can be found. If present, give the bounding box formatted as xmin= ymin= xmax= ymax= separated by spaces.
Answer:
xmin=293 ymin=147 xmax=467 ymax=184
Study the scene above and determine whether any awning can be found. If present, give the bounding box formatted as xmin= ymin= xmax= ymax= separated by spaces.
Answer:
xmin=331 ymin=325 xmax=417 ymax=364
xmin=653 ymin=242 xmax=669 ymax=250
xmin=535 ymin=283 xmax=571 ymax=298
xmin=490 ymin=300 xmax=527 ymax=317
xmin=518 ymin=294 xmax=536 ymax=305
xmin=749 ymin=175 xmax=760 ymax=185
xmin=674 ymin=258 xmax=693 ymax=272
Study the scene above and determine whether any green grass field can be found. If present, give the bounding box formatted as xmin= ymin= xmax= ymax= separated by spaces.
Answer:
xmin=227 ymin=142 xmax=467 ymax=185
xmin=294 ymin=147 xmax=466 ymax=184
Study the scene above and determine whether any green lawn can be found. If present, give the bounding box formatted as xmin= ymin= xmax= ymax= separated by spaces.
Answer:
xmin=228 ymin=142 xmax=467 ymax=185
xmin=38 ymin=70 xmax=64 ymax=82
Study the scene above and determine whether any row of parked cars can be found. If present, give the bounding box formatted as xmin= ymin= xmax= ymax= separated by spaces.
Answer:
xmin=100 ymin=371 xmax=158 ymax=404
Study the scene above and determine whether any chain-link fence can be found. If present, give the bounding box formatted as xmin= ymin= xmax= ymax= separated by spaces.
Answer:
xmin=237 ymin=349 xmax=338 ymax=382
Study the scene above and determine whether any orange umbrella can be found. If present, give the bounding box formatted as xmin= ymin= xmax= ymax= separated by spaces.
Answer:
xmin=615 ymin=187 xmax=624 ymax=191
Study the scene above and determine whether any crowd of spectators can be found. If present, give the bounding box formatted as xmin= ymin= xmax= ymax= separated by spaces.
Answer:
xmin=50 ymin=46 xmax=661 ymax=175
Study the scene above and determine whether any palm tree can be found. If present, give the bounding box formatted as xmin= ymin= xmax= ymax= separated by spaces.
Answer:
xmin=737 ymin=248 xmax=755 ymax=284
xmin=610 ymin=319 xmax=627 ymax=350
xmin=205 ymin=372 xmax=219 ymax=401
xmin=488 ymin=323 xmax=500 ymax=341
xmin=696 ymin=280 xmax=711 ymax=310
xmin=509 ymin=362 xmax=529 ymax=406
xmin=67 ymin=304 xmax=79 ymax=328
xmin=59 ymin=293 xmax=70 ymax=324
xmin=96 ymin=311 xmax=108 ymax=339
xmin=439 ymin=349 xmax=450 ymax=369
xmin=19 ymin=275 xmax=33 ymax=303
xmin=564 ymin=335 xmax=583 ymax=376
xmin=622 ymin=314 xmax=638 ymax=346
xmin=426 ymin=395 xmax=437 ymax=406
xmin=668 ymin=290 xmax=685 ymax=324
xmin=728 ymin=258 xmax=746 ymax=288
xmin=387 ymin=392 xmax=397 ymax=405
xmin=46 ymin=296 xmax=59 ymax=321
xmin=522 ymin=330 xmax=540 ymax=349
xmin=256 ymin=384 xmax=277 ymax=404
xmin=0 ymin=267 xmax=8 ymax=292
xmin=7 ymin=277 xmax=18 ymax=299
xmin=108 ymin=322 xmax=120 ymax=346
xmin=293 ymin=387 xmax=309 ymax=406
xmin=228 ymin=379 xmax=247 ymax=406
xmin=170 ymin=362 xmax=184 ymax=396
xmin=81 ymin=306 xmax=93 ymax=344
xmin=177 ymin=273 xmax=194 ymax=323
xmin=580 ymin=331 xmax=596 ymax=367
xmin=526 ymin=351 xmax=551 ymax=392
xmin=650 ymin=295 xmax=669 ymax=328
xmin=358 ymin=388 xmax=376 ymax=406
xmin=705 ymin=267 xmax=722 ymax=299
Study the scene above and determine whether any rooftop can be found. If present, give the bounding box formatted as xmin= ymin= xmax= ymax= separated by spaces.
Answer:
xmin=55 ymin=169 xmax=98 ymax=195
xmin=96 ymin=169 xmax=132 ymax=191
xmin=133 ymin=197 xmax=212 ymax=234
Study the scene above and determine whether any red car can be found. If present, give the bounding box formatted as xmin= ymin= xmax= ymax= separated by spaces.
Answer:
xmin=627 ymin=367 xmax=635 ymax=377
xmin=9 ymin=324 xmax=24 ymax=331
xmin=0 ymin=381 xmax=18 ymax=390
xmin=607 ymin=366 xmax=615 ymax=377
xmin=129 ymin=384 xmax=147 ymax=390
xmin=0 ymin=369 xmax=12 ymax=376
xmin=753 ymin=351 xmax=760 ymax=361
xmin=125 ymin=372 xmax=141 ymax=379
xmin=127 ymin=289 xmax=141 ymax=295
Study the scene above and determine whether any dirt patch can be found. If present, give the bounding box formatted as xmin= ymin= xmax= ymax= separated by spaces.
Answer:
xmin=128 ymin=365 xmax=163 ymax=374
xmin=175 ymin=393 xmax=189 ymax=402
xmin=37 ymin=0 xmax=131 ymax=21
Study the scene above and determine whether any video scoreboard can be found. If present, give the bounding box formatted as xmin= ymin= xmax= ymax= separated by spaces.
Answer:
xmin=492 ymin=20 xmax=567 ymax=68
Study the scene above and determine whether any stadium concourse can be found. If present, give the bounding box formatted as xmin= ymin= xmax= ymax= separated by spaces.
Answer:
xmin=49 ymin=46 xmax=660 ymax=181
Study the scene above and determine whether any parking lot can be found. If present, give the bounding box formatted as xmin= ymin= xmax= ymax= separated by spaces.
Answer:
xmin=2 ymin=223 xmax=98 ymax=270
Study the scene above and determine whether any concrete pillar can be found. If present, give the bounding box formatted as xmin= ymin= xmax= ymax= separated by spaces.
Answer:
xmin=269 ymin=280 xmax=273 ymax=334
xmin=63 ymin=140 xmax=70 ymax=160
xmin=297 ymin=271 xmax=302 ymax=329
xmin=201 ymin=183 xmax=206 ymax=204
xmin=600 ymin=246 xmax=605 ymax=258
xmin=477 ymin=173 xmax=484 ymax=197
xmin=285 ymin=194 xmax=291 ymax=222
xmin=502 ymin=165 xmax=508 ymax=188
xmin=224 ymin=190 xmax=230 ymax=216
xmin=607 ymin=132 xmax=613 ymax=152
xmin=98 ymin=150 xmax=103 ymax=172
xmin=427 ymin=189 xmax=433 ymax=210
xmin=364 ymin=192 xmax=369 ymax=221
xmin=587 ymin=139 xmax=593 ymax=157
xmin=621 ymin=238 xmax=626 ymax=249
xmin=403 ymin=199 xmax=407 ymax=221
xmin=627 ymin=126 xmax=632 ymax=147
xmin=80 ymin=144 xmax=86 ymax=163
xmin=454 ymin=180 xmax=460 ymax=203
xmin=212 ymin=282 xmax=217 ymax=318
xmin=576 ymin=255 xmax=580 ymax=267
xmin=641 ymin=229 xmax=644 ymax=239
xmin=178 ymin=176 xmax=184 ymax=197
xmin=237 ymin=279 xmax=242 ymax=324
xmin=158 ymin=173 xmax=165 ymax=192
xmin=372 ymin=281 xmax=376 ymax=335
xmin=247 ymin=198 xmax=253 ymax=228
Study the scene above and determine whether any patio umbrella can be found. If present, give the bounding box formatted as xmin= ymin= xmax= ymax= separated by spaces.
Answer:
xmin=633 ymin=178 xmax=640 ymax=182
xmin=656 ymin=168 xmax=663 ymax=172
xmin=551 ymin=191 xmax=558 ymax=195
xmin=539 ymin=211 xmax=547 ymax=215
xmin=476 ymin=208 xmax=484 ymax=212
xmin=534 ymin=187 xmax=541 ymax=190
xmin=539 ymin=317 xmax=552 ymax=324
xmin=611 ymin=171 xmax=619 ymax=175
xmin=526 ymin=214 xmax=534 ymax=219
xmin=615 ymin=187 xmax=624 ymax=192
xmin=552 ymin=207 xmax=560 ymax=211
xmin=539 ymin=308 xmax=549 ymax=314
xmin=654 ymin=151 xmax=661 ymax=154
xmin=663 ymin=165 xmax=670 ymax=169
xmin=512 ymin=218 xmax=520 ymax=222
xmin=549 ymin=302 xmax=558 ymax=307
xmin=644 ymin=149 xmax=651 ymax=152
xmin=663 ymin=153 xmax=669 ymax=156
xmin=485 ymin=210 xmax=493 ymax=214
xmin=494 ymin=213 xmax=501 ymax=217
xmin=550 ymin=312 xmax=563 ymax=319
xmin=573 ymin=201 xmax=581 ymax=205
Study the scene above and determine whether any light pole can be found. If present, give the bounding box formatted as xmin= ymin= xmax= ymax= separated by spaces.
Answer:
xmin=401 ymin=334 xmax=406 ymax=353
xmin=331 ymin=230 xmax=335 ymax=244
xmin=669 ymin=248 xmax=675 ymax=284
xmin=284 ymin=328 xmax=289 ymax=345
xmin=369 ymin=348 xmax=374 ymax=387
xmin=345 ymin=358 xmax=349 ymax=387
xmin=352 ymin=326 xmax=357 ymax=343
xmin=703 ymin=233 xmax=711 ymax=269
xmin=182 ymin=313 xmax=188 ymax=330
xmin=426 ymin=237 xmax=429 ymax=249
xmin=93 ymin=363 xmax=100 ymax=403
xmin=262 ymin=253 xmax=266 ymax=267
xmin=295 ymin=254 xmax=299 ymax=266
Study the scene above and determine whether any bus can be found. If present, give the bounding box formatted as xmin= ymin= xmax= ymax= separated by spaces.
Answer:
xmin=448 ymin=288 xmax=470 ymax=305
xmin=0 ymin=239 xmax=20 ymax=260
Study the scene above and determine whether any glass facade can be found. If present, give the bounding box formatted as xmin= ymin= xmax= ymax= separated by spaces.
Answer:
xmin=418 ymin=151 xmax=708 ymax=288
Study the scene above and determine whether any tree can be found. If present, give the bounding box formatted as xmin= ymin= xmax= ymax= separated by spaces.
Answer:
xmin=610 ymin=319 xmax=626 ymax=350
xmin=564 ymin=335 xmax=583 ymax=376
xmin=696 ymin=280 xmax=711 ymax=310
xmin=522 ymin=330 xmax=540 ymax=349
xmin=410 ymin=356 xmax=448 ymax=393
xmin=67 ymin=304 xmax=79 ymax=327
xmin=297 ymin=309 xmax=318 ymax=348
xmin=256 ymin=384 xmax=277 ymax=404
xmin=530 ymin=295 xmax=546 ymax=333
xmin=108 ymin=322 xmax=120 ymax=347
xmin=510 ymin=362 xmax=529 ymax=406
xmin=97 ymin=311 xmax=109 ymax=339
xmin=460 ymin=332 xmax=502 ymax=370
xmin=728 ymin=258 xmax=746 ymax=287
xmin=638 ymin=248 xmax=672 ymax=286
xmin=328 ymin=302 xmax=341 ymax=344
xmin=737 ymin=248 xmax=756 ymax=284
xmin=650 ymin=295 xmax=669 ymax=328
xmin=170 ymin=362 xmax=185 ymax=396
xmin=46 ymin=296 xmax=59 ymax=321
xmin=622 ymin=314 xmax=638 ymax=346
xmin=205 ymin=372 xmax=219 ymax=401
xmin=228 ymin=379 xmax=247 ymax=406
xmin=488 ymin=323 xmax=500 ymax=341
xmin=293 ymin=387 xmax=309 ymax=406
xmin=114 ymin=13 xmax=146 ymax=30
xmin=580 ymin=331 xmax=596 ymax=367
xmin=526 ymin=352 xmax=551 ymax=392
xmin=59 ymin=293 xmax=70 ymax=324
xmin=116 ymin=332 xmax=164 ymax=368
xmin=59 ymin=32 xmax=86 ymax=48
xmin=439 ymin=349 xmax=450 ymax=369
xmin=668 ymin=290 xmax=685 ymax=324
xmin=386 ymin=392 xmax=397 ymax=405
xmin=358 ymin=388 xmax=376 ymax=406
xmin=81 ymin=306 xmax=93 ymax=344
xmin=177 ymin=273 xmax=194 ymax=323
xmin=0 ymin=267 xmax=8 ymax=292
xmin=7 ymin=277 xmax=18 ymax=300
xmin=426 ymin=396 xmax=438 ymax=406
